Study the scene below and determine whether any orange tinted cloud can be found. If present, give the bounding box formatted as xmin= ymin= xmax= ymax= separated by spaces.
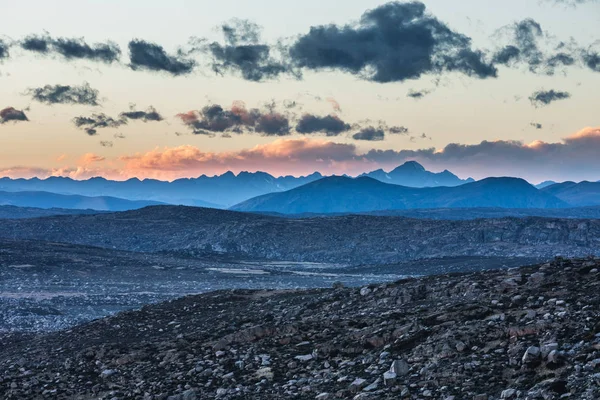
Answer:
xmin=2 ymin=127 xmax=600 ymax=182
xmin=80 ymin=153 xmax=106 ymax=165
xmin=326 ymin=97 xmax=341 ymax=112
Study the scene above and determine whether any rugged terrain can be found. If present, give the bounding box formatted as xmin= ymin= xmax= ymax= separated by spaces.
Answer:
xmin=0 ymin=239 xmax=414 ymax=333
xmin=1 ymin=257 xmax=599 ymax=399
xmin=0 ymin=206 xmax=598 ymax=264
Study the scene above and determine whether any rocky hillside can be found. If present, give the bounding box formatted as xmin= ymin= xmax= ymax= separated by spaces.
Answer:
xmin=0 ymin=206 xmax=598 ymax=264
xmin=1 ymin=257 xmax=599 ymax=399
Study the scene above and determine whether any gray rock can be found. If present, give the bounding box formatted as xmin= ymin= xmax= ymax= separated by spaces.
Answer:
xmin=390 ymin=359 xmax=410 ymax=376
xmin=522 ymin=346 xmax=541 ymax=364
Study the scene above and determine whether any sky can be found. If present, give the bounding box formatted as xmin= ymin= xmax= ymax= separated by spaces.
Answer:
xmin=0 ymin=0 xmax=598 ymax=183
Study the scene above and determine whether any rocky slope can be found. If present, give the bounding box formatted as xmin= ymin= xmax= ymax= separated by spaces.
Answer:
xmin=0 ymin=206 xmax=598 ymax=264
xmin=1 ymin=257 xmax=599 ymax=399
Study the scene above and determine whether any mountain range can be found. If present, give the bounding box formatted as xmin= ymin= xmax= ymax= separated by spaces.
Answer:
xmin=360 ymin=161 xmax=473 ymax=187
xmin=541 ymin=181 xmax=600 ymax=206
xmin=0 ymin=162 xmax=470 ymax=207
xmin=0 ymin=190 xmax=162 ymax=211
xmin=231 ymin=176 xmax=568 ymax=214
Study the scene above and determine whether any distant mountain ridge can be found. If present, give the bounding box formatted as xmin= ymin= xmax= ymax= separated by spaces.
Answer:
xmin=0 ymin=190 xmax=162 ymax=211
xmin=361 ymin=161 xmax=474 ymax=187
xmin=231 ymin=176 xmax=568 ymax=214
xmin=0 ymin=205 xmax=108 ymax=219
xmin=0 ymin=162 xmax=470 ymax=207
xmin=541 ymin=181 xmax=600 ymax=207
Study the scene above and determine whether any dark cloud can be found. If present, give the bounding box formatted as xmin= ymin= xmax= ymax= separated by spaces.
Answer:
xmin=120 ymin=106 xmax=163 ymax=122
xmin=20 ymin=35 xmax=120 ymax=63
xmin=352 ymin=126 xmax=385 ymax=141
xmin=288 ymin=1 xmax=496 ymax=83
xmin=0 ymin=40 xmax=10 ymax=60
xmin=255 ymin=113 xmax=290 ymax=136
xmin=492 ymin=19 xmax=585 ymax=75
xmin=0 ymin=107 xmax=28 ymax=124
xmin=176 ymin=101 xmax=290 ymax=136
xmin=529 ymin=89 xmax=571 ymax=107
xmin=493 ymin=19 xmax=544 ymax=71
xmin=177 ymin=105 xmax=242 ymax=133
xmin=207 ymin=19 xmax=290 ymax=81
xmin=21 ymin=35 xmax=49 ymax=53
xmin=27 ymin=83 xmax=100 ymax=106
xmin=407 ymin=89 xmax=430 ymax=99
xmin=73 ymin=113 xmax=126 ymax=136
xmin=128 ymin=39 xmax=196 ymax=75
xmin=52 ymin=37 xmax=120 ymax=63
xmin=530 ymin=122 xmax=543 ymax=129
xmin=582 ymin=46 xmax=600 ymax=72
xmin=389 ymin=126 xmax=409 ymax=135
xmin=295 ymin=114 xmax=351 ymax=136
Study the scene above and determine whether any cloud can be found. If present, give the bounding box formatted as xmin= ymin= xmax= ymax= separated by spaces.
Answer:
xmin=0 ymin=107 xmax=28 ymax=123
xmin=493 ymin=19 xmax=544 ymax=70
xmin=544 ymin=0 xmax=598 ymax=5
xmin=288 ymin=1 xmax=497 ymax=83
xmin=295 ymin=114 xmax=351 ymax=136
xmin=21 ymin=35 xmax=49 ymax=53
xmin=530 ymin=122 xmax=543 ymax=129
xmin=529 ymin=89 xmax=571 ymax=107
xmin=352 ymin=126 xmax=385 ymax=141
xmin=326 ymin=97 xmax=341 ymax=112
xmin=27 ymin=83 xmax=100 ymax=106
xmin=119 ymin=139 xmax=362 ymax=178
xmin=0 ymin=40 xmax=9 ymax=60
xmin=205 ymin=19 xmax=290 ymax=81
xmin=119 ymin=106 xmax=163 ymax=122
xmin=389 ymin=126 xmax=409 ymax=135
xmin=407 ymin=89 xmax=430 ymax=99
xmin=3 ymin=127 xmax=600 ymax=182
xmin=80 ymin=153 xmax=106 ymax=164
xmin=176 ymin=101 xmax=290 ymax=136
xmin=128 ymin=39 xmax=195 ymax=75
xmin=21 ymin=35 xmax=121 ymax=63
xmin=582 ymin=45 xmax=600 ymax=72
xmin=254 ymin=112 xmax=290 ymax=136
xmin=73 ymin=113 xmax=126 ymax=135
xmin=492 ymin=19 xmax=585 ymax=75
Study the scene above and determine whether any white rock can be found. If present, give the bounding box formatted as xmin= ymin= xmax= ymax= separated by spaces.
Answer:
xmin=295 ymin=354 xmax=314 ymax=362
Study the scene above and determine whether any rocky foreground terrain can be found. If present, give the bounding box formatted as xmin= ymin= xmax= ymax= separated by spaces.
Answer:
xmin=1 ymin=258 xmax=599 ymax=399
xmin=1 ymin=206 xmax=599 ymax=264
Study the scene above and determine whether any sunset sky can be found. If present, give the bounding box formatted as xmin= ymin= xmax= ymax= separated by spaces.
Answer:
xmin=0 ymin=0 xmax=598 ymax=183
